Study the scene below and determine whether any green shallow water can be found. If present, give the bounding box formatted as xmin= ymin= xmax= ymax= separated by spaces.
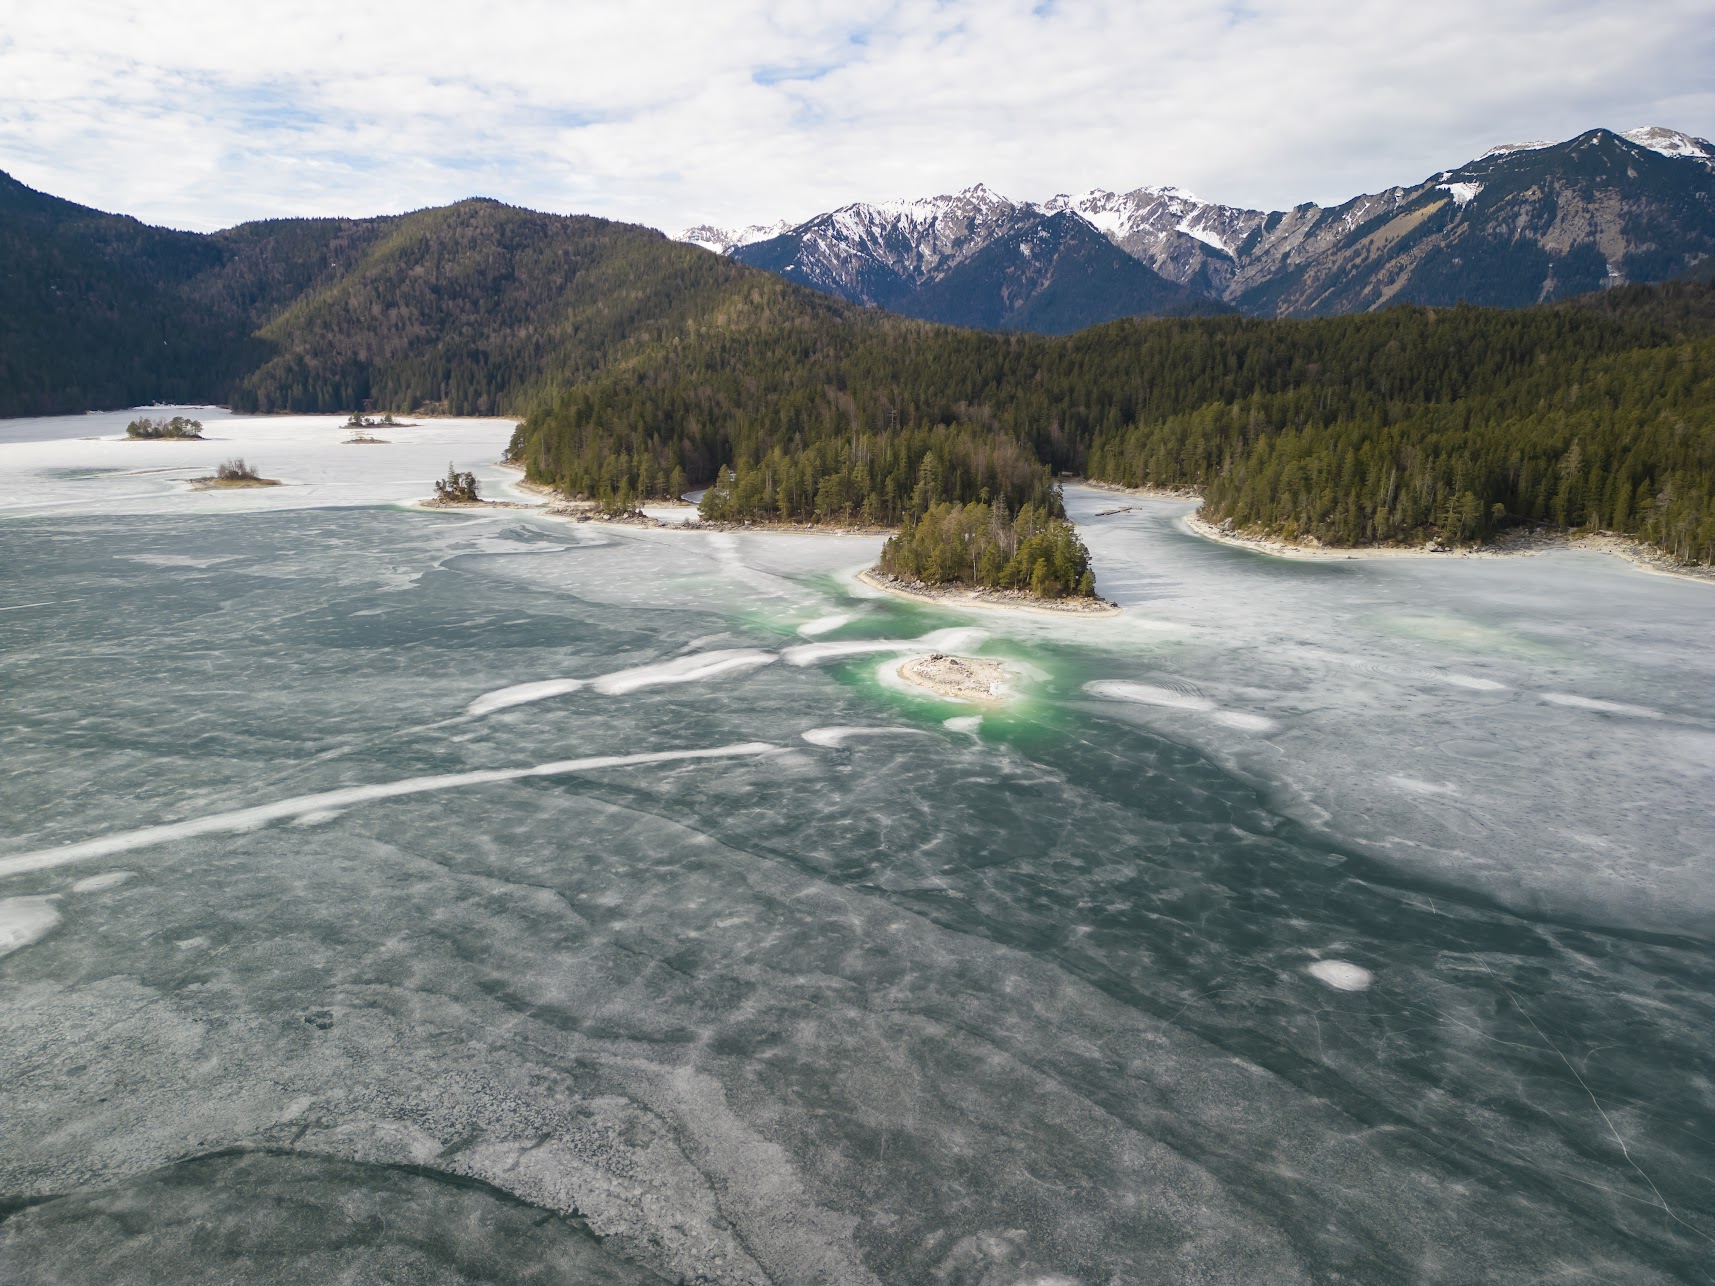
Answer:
xmin=1 ymin=507 xmax=1711 ymax=1284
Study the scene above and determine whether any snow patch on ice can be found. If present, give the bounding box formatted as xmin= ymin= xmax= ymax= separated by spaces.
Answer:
xmin=1307 ymin=960 xmax=1374 ymax=991
xmin=943 ymin=716 xmax=983 ymax=735
xmin=0 ymin=896 xmax=61 ymax=954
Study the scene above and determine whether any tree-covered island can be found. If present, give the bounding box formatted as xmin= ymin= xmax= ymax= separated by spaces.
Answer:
xmin=126 ymin=415 xmax=203 ymax=439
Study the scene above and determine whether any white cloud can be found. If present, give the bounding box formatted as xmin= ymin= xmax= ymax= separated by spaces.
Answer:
xmin=2 ymin=0 xmax=1711 ymax=234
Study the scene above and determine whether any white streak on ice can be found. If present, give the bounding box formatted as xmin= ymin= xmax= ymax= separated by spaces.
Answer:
xmin=796 ymin=614 xmax=853 ymax=637
xmin=1088 ymin=681 xmax=1277 ymax=733
xmin=467 ymin=679 xmax=586 ymax=716
xmin=1388 ymin=776 xmax=1460 ymax=797
xmin=590 ymin=650 xmax=776 ymax=695
xmin=0 ymin=896 xmax=61 ymax=954
xmin=1307 ymin=960 xmax=1374 ymax=991
xmin=801 ymin=726 xmax=931 ymax=748
xmin=1440 ymin=674 xmax=1508 ymax=691
xmin=943 ymin=716 xmax=983 ymax=735
xmin=1212 ymin=710 xmax=1278 ymax=732
xmin=466 ymin=649 xmax=778 ymax=715
xmin=782 ymin=628 xmax=986 ymax=666
xmin=70 ymin=871 xmax=133 ymax=892
xmin=1085 ymin=681 xmax=1215 ymax=712
xmin=1541 ymin=693 xmax=1666 ymax=719
xmin=0 ymin=743 xmax=783 ymax=879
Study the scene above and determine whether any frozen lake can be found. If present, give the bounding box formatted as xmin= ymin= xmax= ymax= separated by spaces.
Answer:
xmin=2 ymin=410 xmax=1712 ymax=1282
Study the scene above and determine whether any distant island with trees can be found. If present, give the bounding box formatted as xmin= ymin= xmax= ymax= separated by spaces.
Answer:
xmin=126 ymin=415 xmax=203 ymax=440
xmin=190 ymin=457 xmax=279 ymax=489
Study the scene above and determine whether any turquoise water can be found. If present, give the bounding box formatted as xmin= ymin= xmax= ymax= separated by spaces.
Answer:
xmin=1 ymin=504 xmax=1711 ymax=1283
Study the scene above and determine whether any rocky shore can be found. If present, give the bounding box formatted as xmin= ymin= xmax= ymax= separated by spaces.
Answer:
xmin=1184 ymin=512 xmax=1715 ymax=583
xmin=859 ymin=568 xmax=1120 ymax=616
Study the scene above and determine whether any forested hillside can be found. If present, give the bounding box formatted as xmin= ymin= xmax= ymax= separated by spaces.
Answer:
xmin=0 ymin=171 xmax=785 ymax=418
xmin=511 ymin=284 xmax=1715 ymax=564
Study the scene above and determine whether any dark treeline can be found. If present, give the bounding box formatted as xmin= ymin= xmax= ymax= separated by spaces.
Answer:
xmin=513 ymin=284 xmax=1715 ymax=564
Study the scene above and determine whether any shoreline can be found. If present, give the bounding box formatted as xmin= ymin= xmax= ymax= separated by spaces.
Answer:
xmin=188 ymin=476 xmax=282 ymax=490
xmin=857 ymin=568 xmax=1121 ymax=617
xmin=1181 ymin=512 xmax=1715 ymax=584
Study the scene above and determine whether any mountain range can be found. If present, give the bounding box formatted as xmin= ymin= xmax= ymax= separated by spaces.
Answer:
xmin=679 ymin=126 xmax=1715 ymax=331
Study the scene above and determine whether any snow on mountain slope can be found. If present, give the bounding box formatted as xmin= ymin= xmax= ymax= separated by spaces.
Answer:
xmin=1620 ymin=125 xmax=1714 ymax=162
xmin=679 ymin=221 xmax=793 ymax=254
xmin=681 ymin=124 xmax=1715 ymax=320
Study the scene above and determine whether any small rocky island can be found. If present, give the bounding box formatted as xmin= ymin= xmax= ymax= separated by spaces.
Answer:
xmin=431 ymin=464 xmax=483 ymax=504
xmin=344 ymin=411 xmax=413 ymax=443
xmin=897 ymin=652 xmax=1012 ymax=702
xmin=190 ymin=457 xmax=280 ymax=489
xmin=423 ymin=464 xmax=527 ymax=510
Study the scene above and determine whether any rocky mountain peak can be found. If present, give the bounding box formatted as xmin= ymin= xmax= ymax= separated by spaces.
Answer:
xmin=1620 ymin=125 xmax=1714 ymax=163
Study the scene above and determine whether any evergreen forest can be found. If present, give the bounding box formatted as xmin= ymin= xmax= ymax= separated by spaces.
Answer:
xmin=511 ymin=281 xmax=1715 ymax=567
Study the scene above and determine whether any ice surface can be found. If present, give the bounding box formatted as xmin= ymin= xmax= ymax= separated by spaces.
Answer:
xmin=0 ymin=406 xmax=520 ymax=517
xmin=1 ymin=425 xmax=1712 ymax=1282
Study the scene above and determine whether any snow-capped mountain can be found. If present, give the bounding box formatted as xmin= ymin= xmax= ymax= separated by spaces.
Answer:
xmin=680 ymin=125 xmax=1715 ymax=323
xmin=722 ymin=184 xmax=1037 ymax=309
xmin=679 ymin=221 xmax=794 ymax=255
xmin=698 ymin=184 xmax=1218 ymax=331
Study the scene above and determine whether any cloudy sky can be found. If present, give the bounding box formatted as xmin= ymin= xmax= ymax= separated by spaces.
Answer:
xmin=5 ymin=0 xmax=1713 ymax=234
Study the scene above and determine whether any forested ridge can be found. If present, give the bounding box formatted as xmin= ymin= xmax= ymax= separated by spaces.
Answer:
xmin=5 ymin=167 xmax=1713 ymax=566
xmin=512 ymin=281 xmax=1715 ymax=565
xmin=0 ymin=171 xmax=775 ymax=418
